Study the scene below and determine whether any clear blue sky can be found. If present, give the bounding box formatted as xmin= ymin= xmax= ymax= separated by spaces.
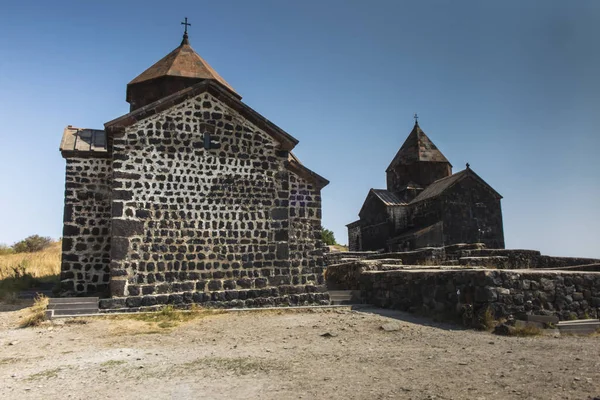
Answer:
xmin=1 ymin=1 xmax=598 ymax=257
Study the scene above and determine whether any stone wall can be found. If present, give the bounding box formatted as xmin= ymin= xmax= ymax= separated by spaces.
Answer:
xmin=61 ymin=157 xmax=112 ymax=295
xmin=360 ymin=269 xmax=600 ymax=321
xmin=289 ymin=173 xmax=325 ymax=286
xmin=347 ymin=222 xmax=361 ymax=252
xmin=441 ymin=178 xmax=505 ymax=249
xmin=104 ymin=92 xmax=327 ymax=309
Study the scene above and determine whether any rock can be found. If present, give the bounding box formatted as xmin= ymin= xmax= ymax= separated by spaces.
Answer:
xmin=8 ymin=341 xmax=19 ymax=346
xmin=493 ymin=323 xmax=515 ymax=336
xmin=320 ymin=332 xmax=338 ymax=338
xmin=380 ymin=322 xmax=401 ymax=332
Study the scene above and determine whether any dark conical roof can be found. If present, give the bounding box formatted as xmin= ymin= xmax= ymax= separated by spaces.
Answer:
xmin=128 ymin=35 xmax=239 ymax=98
xmin=387 ymin=122 xmax=451 ymax=171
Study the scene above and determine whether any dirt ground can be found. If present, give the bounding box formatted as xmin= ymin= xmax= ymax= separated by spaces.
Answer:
xmin=0 ymin=302 xmax=598 ymax=400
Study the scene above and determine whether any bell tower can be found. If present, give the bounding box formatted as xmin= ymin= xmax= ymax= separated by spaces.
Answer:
xmin=386 ymin=118 xmax=452 ymax=194
xmin=125 ymin=18 xmax=240 ymax=111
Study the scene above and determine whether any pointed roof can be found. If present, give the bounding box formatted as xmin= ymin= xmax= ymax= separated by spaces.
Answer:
xmin=386 ymin=122 xmax=451 ymax=171
xmin=128 ymin=34 xmax=240 ymax=99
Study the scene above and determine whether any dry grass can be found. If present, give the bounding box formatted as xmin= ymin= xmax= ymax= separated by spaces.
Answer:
xmin=0 ymin=241 xmax=61 ymax=281
xmin=107 ymin=305 xmax=226 ymax=332
xmin=0 ymin=241 xmax=60 ymax=298
xmin=20 ymin=294 xmax=49 ymax=328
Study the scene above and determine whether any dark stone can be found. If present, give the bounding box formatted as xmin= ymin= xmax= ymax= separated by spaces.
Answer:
xmin=63 ymin=204 xmax=73 ymax=222
xmin=255 ymin=278 xmax=267 ymax=288
xmin=271 ymin=208 xmax=288 ymax=220
xmin=112 ymin=219 xmax=144 ymax=237
xmin=63 ymin=224 xmax=80 ymax=237
xmin=141 ymin=296 xmax=158 ymax=306
xmin=208 ymin=280 xmax=222 ymax=291
xmin=126 ymin=296 xmax=143 ymax=308
xmin=109 ymin=279 xmax=127 ymax=296
xmin=111 ymin=237 xmax=129 ymax=261
xmin=493 ymin=323 xmax=515 ymax=336
xmin=276 ymin=243 xmax=289 ymax=259
xmin=135 ymin=209 xmax=151 ymax=219
xmin=168 ymin=294 xmax=184 ymax=304
xmin=274 ymin=229 xmax=289 ymax=241
xmin=113 ymin=190 xmax=133 ymax=200
xmin=99 ymin=298 xmax=126 ymax=309
xmin=112 ymin=202 xmax=124 ymax=217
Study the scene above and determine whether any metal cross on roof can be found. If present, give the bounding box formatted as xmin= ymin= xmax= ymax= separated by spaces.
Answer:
xmin=414 ymin=113 xmax=419 ymax=123
xmin=181 ymin=17 xmax=191 ymax=34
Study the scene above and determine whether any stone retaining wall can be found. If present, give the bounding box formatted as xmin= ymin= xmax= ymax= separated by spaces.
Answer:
xmin=360 ymin=269 xmax=600 ymax=321
xmin=100 ymin=286 xmax=329 ymax=311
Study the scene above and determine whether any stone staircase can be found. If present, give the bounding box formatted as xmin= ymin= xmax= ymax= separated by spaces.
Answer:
xmin=46 ymin=297 xmax=99 ymax=318
xmin=328 ymin=290 xmax=362 ymax=305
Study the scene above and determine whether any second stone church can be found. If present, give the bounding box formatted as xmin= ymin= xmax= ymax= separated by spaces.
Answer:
xmin=347 ymin=120 xmax=505 ymax=252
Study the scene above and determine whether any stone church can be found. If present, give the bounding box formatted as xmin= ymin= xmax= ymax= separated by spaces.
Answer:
xmin=347 ymin=120 xmax=505 ymax=252
xmin=59 ymin=27 xmax=329 ymax=308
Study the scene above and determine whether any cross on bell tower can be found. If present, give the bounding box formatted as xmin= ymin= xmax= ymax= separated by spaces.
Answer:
xmin=181 ymin=17 xmax=191 ymax=44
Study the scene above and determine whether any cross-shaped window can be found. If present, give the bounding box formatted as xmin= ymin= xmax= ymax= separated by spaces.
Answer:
xmin=199 ymin=123 xmax=220 ymax=150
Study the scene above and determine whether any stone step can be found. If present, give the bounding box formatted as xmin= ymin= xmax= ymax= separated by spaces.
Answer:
xmin=370 ymin=259 xmax=403 ymax=265
xmin=48 ymin=297 xmax=99 ymax=305
xmin=48 ymin=302 xmax=100 ymax=310
xmin=51 ymin=308 xmax=99 ymax=316
xmin=328 ymin=290 xmax=362 ymax=305
xmin=557 ymin=319 xmax=599 ymax=325
xmin=557 ymin=319 xmax=600 ymax=335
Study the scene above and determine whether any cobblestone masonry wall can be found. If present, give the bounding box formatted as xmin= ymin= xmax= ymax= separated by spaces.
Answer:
xmin=61 ymin=158 xmax=112 ymax=295
xmin=102 ymin=93 xmax=327 ymax=309
xmin=289 ymin=173 xmax=325 ymax=286
xmin=360 ymin=269 xmax=600 ymax=321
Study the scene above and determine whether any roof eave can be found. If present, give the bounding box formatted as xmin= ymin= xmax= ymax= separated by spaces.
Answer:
xmin=286 ymin=159 xmax=329 ymax=190
xmin=106 ymin=80 xmax=299 ymax=151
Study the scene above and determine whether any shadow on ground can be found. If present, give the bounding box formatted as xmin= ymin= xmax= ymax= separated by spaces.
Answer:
xmin=355 ymin=306 xmax=468 ymax=332
xmin=0 ymin=273 xmax=58 ymax=311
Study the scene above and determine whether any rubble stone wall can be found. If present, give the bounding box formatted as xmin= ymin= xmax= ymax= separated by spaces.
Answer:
xmin=360 ymin=269 xmax=600 ymax=320
xmin=60 ymin=157 xmax=112 ymax=295
xmin=103 ymin=92 xmax=327 ymax=309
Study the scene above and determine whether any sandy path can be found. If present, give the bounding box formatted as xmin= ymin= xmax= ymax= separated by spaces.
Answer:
xmin=0 ymin=304 xmax=598 ymax=400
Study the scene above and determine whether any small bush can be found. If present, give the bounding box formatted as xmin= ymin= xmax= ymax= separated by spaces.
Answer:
xmin=511 ymin=324 xmax=542 ymax=337
xmin=321 ymin=227 xmax=337 ymax=246
xmin=12 ymin=235 xmax=54 ymax=253
xmin=20 ymin=294 xmax=49 ymax=328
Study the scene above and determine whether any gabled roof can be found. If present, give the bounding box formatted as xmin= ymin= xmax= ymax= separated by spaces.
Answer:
xmin=105 ymin=80 xmax=299 ymax=151
xmin=387 ymin=122 xmax=451 ymax=171
xmin=59 ymin=126 xmax=108 ymax=159
xmin=371 ymin=189 xmax=405 ymax=206
xmin=358 ymin=189 xmax=406 ymax=218
xmin=128 ymin=35 xmax=240 ymax=99
xmin=410 ymin=168 xmax=502 ymax=204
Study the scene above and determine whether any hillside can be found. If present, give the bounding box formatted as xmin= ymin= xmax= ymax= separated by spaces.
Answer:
xmin=0 ymin=241 xmax=61 ymax=296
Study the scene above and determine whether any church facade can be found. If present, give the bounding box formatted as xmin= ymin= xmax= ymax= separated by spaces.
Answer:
xmin=59 ymin=30 xmax=329 ymax=308
xmin=347 ymin=121 xmax=504 ymax=252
